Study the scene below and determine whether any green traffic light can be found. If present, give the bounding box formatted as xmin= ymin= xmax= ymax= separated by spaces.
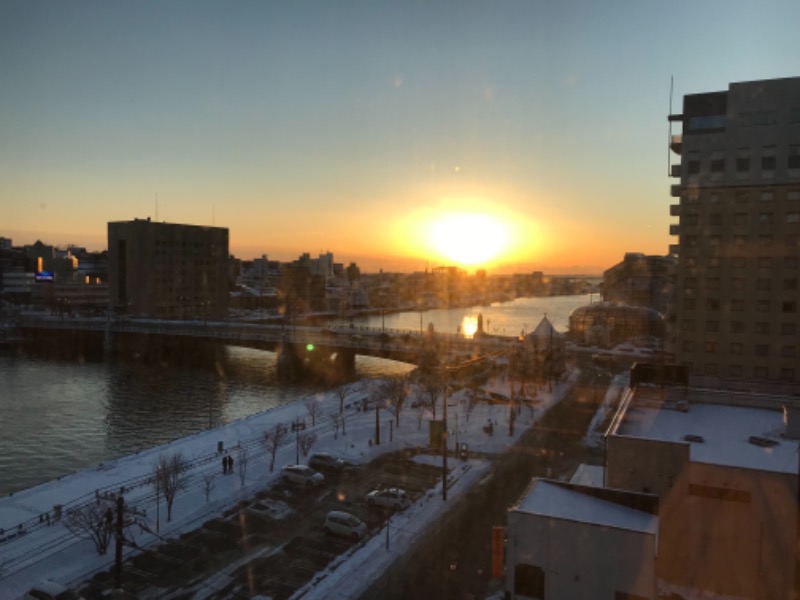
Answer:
xmin=306 ymin=343 xmax=315 ymax=351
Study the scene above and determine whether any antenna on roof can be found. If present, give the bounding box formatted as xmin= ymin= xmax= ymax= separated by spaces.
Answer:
xmin=155 ymin=193 xmax=159 ymax=221
xmin=668 ymin=75 xmax=674 ymax=177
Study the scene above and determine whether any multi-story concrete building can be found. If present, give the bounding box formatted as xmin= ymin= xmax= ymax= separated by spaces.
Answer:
xmin=108 ymin=218 xmax=229 ymax=319
xmin=668 ymin=77 xmax=800 ymax=387
xmin=603 ymin=252 xmax=675 ymax=315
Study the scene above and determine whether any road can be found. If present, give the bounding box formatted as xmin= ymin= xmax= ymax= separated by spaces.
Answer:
xmin=360 ymin=368 xmax=611 ymax=599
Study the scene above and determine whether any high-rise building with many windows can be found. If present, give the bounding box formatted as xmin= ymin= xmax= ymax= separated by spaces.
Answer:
xmin=108 ymin=218 xmax=229 ymax=319
xmin=668 ymin=77 xmax=800 ymax=388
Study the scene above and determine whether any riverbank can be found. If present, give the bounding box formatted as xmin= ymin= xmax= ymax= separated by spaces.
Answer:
xmin=0 ymin=366 xmax=579 ymax=598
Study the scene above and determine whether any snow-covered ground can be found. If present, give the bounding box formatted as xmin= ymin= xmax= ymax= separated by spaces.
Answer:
xmin=0 ymin=369 xmax=578 ymax=599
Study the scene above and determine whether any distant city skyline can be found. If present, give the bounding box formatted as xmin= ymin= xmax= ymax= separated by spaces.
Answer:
xmin=2 ymin=1 xmax=799 ymax=274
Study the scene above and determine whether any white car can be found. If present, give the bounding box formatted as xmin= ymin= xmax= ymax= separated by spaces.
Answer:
xmin=281 ymin=464 xmax=324 ymax=487
xmin=23 ymin=580 xmax=84 ymax=600
xmin=366 ymin=487 xmax=411 ymax=510
xmin=323 ymin=510 xmax=367 ymax=541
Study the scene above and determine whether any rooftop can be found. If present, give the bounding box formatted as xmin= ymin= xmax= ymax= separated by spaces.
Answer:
xmin=513 ymin=479 xmax=658 ymax=535
xmin=614 ymin=385 xmax=800 ymax=475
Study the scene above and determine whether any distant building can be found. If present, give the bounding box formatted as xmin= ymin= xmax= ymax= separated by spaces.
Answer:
xmin=568 ymin=302 xmax=665 ymax=347
xmin=668 ymin=76 xmax=800 ymax=386
xmin=107 ymin=218 xmax=229 ymax=319
xmin=603 ymin=252 xmax=675 ymax=315
xmin=505 ymin=479 xmax=658 ymax=600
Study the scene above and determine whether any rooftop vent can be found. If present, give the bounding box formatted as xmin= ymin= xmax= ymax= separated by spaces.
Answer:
xmin=683 ymin=434 xmax=704 ymax=443
xmin=748 ymin=436 xmax=779 ymax=448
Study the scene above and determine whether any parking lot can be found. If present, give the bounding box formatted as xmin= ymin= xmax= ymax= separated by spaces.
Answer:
xmin=81 ymin=452 xmax=444 ymax=599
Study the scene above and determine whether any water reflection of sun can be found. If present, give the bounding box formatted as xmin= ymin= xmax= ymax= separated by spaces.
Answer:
xmin=460 ymin=316 xmax=478 ymax=338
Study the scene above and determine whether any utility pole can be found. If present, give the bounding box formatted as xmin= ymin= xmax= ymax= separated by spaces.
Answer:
xmin=375 ymin=403 xmax=380 ymax=445
xmin=442 ymin=373 xmax=448 ymax=501
xmin=295 ymin=416 xmax=300 ymax=464
xmin=114 ymin=496 xmax=124 ymax=589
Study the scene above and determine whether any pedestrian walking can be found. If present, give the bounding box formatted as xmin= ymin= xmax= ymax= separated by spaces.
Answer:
xmin=222 ymin=455 xmax=228 ymax=474
xmin=227 ymin=455 xmax=234 ymax=474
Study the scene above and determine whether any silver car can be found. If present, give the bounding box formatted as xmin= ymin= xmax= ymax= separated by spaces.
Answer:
xmin=324 ymin=510 xmax=367 ymax=541
xmin=366 ymin=487 xmax=411 ymax=510
xmin=281 ymin=464 xmax=325 ymax=487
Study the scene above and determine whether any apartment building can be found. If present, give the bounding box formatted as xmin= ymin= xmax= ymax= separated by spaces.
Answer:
xmin=668 ymin=77 xmax=800 ymax=386
xmin=108 ymin=218 xmax=229 ymax=319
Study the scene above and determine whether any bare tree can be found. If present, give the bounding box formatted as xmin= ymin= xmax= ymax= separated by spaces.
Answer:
xmin=238 ymin=446 xmax=249 ymax=485
xmin=264 ymin=423 xmax=289 ymax=471
xmin=154 ymin=451 xmax=189 ymax=522
xmin=202 ymin=472 xmax=216 ymax=503
xmin=64 ymin=501 xmax=115 ymax=555
xmin=420 ymin=373 xmax=443 ymax=420
xmin=416 ymin=398 xmax=426 ymax=430
xmin=382 ymin=376 xmax=409 ymax=427
xmin=304 ymin=397 xmax=321 ymax=427
xmin=299 ymin=430 xmax=318 ymax=457
xmin=330 ymin=412 xmax=343 ymax=439
xmin=333 ymin=385 xmax=350 ymax=415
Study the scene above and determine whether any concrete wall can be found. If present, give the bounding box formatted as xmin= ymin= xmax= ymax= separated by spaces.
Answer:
xmin=607 ymin=435 xmax=690 ymax=498
xmin=505 ymin=511 xmax=656 ymax=599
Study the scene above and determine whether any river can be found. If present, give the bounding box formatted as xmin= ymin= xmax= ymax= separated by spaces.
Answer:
xmin=0 ymin=294 xmax=590 ymax=495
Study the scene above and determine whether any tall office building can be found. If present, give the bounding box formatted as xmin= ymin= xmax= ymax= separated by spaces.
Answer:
xmin=668 ymin=77 xmax=800 ymax=387
xmin=108 ymin=218 xmax=229 ymax=319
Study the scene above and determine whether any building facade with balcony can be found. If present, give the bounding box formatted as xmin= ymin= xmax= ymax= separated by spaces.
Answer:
xmin=108 ymin=218 xmax=229 ymax=319
xmin=668 ymin=77 xmax=800 ymax=387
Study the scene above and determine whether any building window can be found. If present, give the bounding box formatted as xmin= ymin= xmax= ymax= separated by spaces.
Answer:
xmin=755 ymin=344 xmax=769 ymax=357
xmin=783 ymin=323 xmax=797 ymax=335
xmin=759 ymin=212 xmax=773 ymax=224
xmin=706 ymin=298 xmax=720 ymax=311
xmin=686 ymin=191 xmax=700 ymax=205
xmin=735 ymin=191 xmax=749 ymax=204
xmin=684 ymin=214 xmax=699 ymax=225
xmin=708 ymin=277 xmax=720 ymax=290
xmin=756 ymin=279 xmax=771 ymax=291
xmin=683 ymin=298 xmax=696 ymax=310
xmin=733 ymin=257 xmax=746 ymax=269
xmin=755 ymin=321 xmax=771 ymax=334
xmin=683 ymin=319 xmax=695 ymax=330
xmin=515 ymin=564 xmax=545 ymax=599
xmin=705 ymin=341 xmax=717 ymax=353
xmin=783 ymin=301 xmax=798 ymax=313
xmin=787 ymin=213 xmax=800 ymax=224
xmin=781 ymin=369 xmax=795 ymax=382
xmin=683 ymin=340 xmax=695 ymax=352
xmin=789 ymin=190 xmax=800 ymax=202
xmin=736 ymin=148 xmax=750 ymax=177
xmin=710 ymin=158 xmax=725 ymax=175
xmin=755 ymin=366 xmax=769 ymax=379
xmin=729 ymin=364 xmax=743 ymax=377
xmin=782 ymin=346 xmax=796 ymax=358
xmin=761 ymin=146 xmax=776 ymax=175
xmin=789 ymin=146 xmax=800 ymax=172
xmin=758 ymin=234 xmax=773 ymax=247
xmin=784 ymin=279 xmax=798 ymax=291
xmin=705 ymin=363 xmax=718 ymax=375
xmin=757 ymin=256 xmax=772 ymax=269
xmin=684 ymin=236 xmax=698 ymax=248
xmin=730 ymin=342 xmax=743 ymax=355
xmin=760 ymin=191 xmax=774 ymax=202
xmin=730 ymin=321 xmax=744 ymax=334
xmin=708 ymin=256 xmax=720 ymax=268
xmin=705 ymin=320 xmax=718 ymax=333
xmin=709 ymin=193 xmax=721 ymax=204
xmin=732 ymin=299 xmax=745 ymax=311
xmin=709 ymin=214 xmax=722 ymax=226
xmin=732 ymin=278 xmax=744 ymax=291
xmin=734 ymin=213 xmax=748 ymax=225
xmin=687 ymin=160 xmax=700 ymax=175
xmin=786 ymin=256 xmax=799 ymax=269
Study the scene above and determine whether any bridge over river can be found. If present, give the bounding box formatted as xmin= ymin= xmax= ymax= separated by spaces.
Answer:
xmin=16 ymin=314 xmax=518 ymax=381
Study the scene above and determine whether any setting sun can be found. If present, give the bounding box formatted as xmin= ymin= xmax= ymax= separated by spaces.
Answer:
xmin=426 ymin=212 xmax=512 ymax=267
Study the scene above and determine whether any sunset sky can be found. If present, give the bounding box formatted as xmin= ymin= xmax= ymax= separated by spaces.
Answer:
xmin=2 ymin=1 xmax=799 ymax=274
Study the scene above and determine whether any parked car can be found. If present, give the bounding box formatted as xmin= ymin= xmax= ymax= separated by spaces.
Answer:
xmin=366 ymin=487 xmax=411 ymax=510
xmin=323 ymin=510 xmax=367 ymax=541
xmin=308 ymin=452 xmax=355 ymax=474
xmin=281 ymin=464 xmax=324 ymax=487
xmin=24 ymin=580 xmax=84 ymax=600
